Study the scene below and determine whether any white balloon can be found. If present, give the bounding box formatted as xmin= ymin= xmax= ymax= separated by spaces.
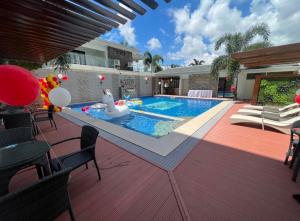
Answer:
xmin=296 ymin=89 xmax=300 ymax=95
xmin=49 ymin=87 xmax=71 ymax=107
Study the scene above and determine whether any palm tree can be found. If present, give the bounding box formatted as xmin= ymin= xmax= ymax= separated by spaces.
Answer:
xmin=170 ymin=64 xmax=180 ymax=68
xmin=143 ymin=51 xmax=164 ymax=73
xmin=51 ymin=53 xmax=71 ymax=73
xmin=210 ymin=23 xmax=272 ymax=99
xmin=189 ymin=59 xmax=205 ymax=66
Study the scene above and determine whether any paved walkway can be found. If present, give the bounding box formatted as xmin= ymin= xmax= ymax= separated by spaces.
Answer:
xmin=10 ymin=103 xmax=300 ymax=220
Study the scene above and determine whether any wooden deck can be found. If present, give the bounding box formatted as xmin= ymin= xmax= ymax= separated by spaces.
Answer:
xmin=9 ymin=103 xmax=300 ymax=220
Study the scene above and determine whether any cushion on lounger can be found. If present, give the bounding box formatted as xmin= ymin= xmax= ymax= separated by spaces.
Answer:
xmin=262 ymin=111 xmax=281 ymax=121
xmin=262 ymin=106 xmax=280 ymax=113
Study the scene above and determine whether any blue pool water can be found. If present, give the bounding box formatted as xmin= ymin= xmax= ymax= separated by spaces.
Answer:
xmin=70 ymin=96 xmax=221 ymax=137
xmin=130 ymin=96 xmax=221 ymax=118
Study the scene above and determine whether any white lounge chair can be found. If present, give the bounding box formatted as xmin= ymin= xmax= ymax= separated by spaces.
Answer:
xmin=237 ymin=107 xmax=300 ymax=118
xmin=229 ymin=114 xmax=300 ymax=134
xmin=243 ymin=103 xmax=298 ymax=111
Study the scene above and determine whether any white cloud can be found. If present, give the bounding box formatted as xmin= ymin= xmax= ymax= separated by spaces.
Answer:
xmin=168 ymin=0 xmax=300 ymax=64
xmin=119 ymin=21 xmax=137 ymax=46
xmin=147 ymin=37 xmax=162 ymax=50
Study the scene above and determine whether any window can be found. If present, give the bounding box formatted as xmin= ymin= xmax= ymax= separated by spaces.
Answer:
xmin=69 ymin=50 xmax=86 ymax=65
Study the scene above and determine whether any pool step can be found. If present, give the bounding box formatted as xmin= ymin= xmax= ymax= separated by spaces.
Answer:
xmin=130 ymin=109 xmax=184 ymax=121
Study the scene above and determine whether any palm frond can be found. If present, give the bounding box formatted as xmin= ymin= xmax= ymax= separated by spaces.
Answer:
xmin=243 ymin=23 xmax=270 ymax=46
xmin=243 ymin=41 xmax=272 ymax=52
xmin=210 ymin=55 xmax=229 ymax=79
xmin=143 ymin=51 xmax=152 ymax=67
xmin=215 ymin=34 xmax=232 ymax=51
xmin=52 ymin=54 xmax=71 ymax=73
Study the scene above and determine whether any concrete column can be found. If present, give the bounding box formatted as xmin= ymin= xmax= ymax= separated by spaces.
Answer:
xmin=160 ymin=80 xmax=164 ymax=94
xmin=179 ymin=78 xmax=183 ymax=96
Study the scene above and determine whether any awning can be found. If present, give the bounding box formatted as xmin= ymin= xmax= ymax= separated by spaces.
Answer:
xmin=231 ymin=42 xmax=300 ymax=68
xmin=0 ymin=0 xmax=171 ymax=63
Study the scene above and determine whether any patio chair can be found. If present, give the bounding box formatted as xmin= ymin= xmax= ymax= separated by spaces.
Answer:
xmin=3 ymin=112 xmax=32 ymax=129
xmin=284 ymin=120 xmax=300 ymax=165
xmin=33 ymin=105 xmax=57 ymax=131
xmin=237 ymin=107 xmax=300 ymax=118
xmin=0 ymin=168 xmax=76 ymax=221
xmin=50 ymin=125 xmax=101 ymax=180
xmin=243 ymin=103 xmax=298 ymax=111
xmin=0 ymin=127 xmax=34 ymax=148
xmin=229 ymin=114 xmax=300 ymax=134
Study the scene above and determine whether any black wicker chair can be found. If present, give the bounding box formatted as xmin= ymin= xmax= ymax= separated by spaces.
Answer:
xmin=3 ymin=112 xmax=32 ymax=129
xmin=50 ymin=125 xmax=101 ymax=180
xmin=0 ymin=127 xmax=34 ymax=148
xmin=33 ymin=105 xmax=57 ymax=131
xmin=284 ymin=120 xmax=300 ymax=165
xmin=0 ymin=168 xmax=75 ymax=221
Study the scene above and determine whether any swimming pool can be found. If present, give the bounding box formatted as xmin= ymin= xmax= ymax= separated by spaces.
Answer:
xmin=69 ymin=96 xmax=221 ymax=138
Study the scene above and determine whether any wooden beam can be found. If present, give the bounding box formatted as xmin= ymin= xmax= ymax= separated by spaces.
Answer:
xmin=75 ymin=0 xmax=127 ymax=24
xmin=45 ymin=0 xmax=117 ymax=29
xmin=118 ymin=0 xmax=146 ymax=15
xmin=140 ymin=0 xmax=158 ymax=9
xmin=94 ymin=0 xmax=136 ymax=20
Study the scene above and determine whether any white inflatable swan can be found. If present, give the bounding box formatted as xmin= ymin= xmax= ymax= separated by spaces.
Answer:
xmin=102 ymin=89 xmax=130 ymax=118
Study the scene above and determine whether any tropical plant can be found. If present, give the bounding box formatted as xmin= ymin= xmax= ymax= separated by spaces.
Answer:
xmin=258 ymin=78 xmax=298 ymax=105
xmin=51 ymin=53 xmax=71 ymax=73
xmin=189 ymin=59 xmax=205 ymax=66
xmin=210 ymin=23 xmax=272 ymax=99
xmin=170 ymin=64 xmax=180 ymax=68
xmin=143 ymin=51 xmax=164 ymax=73
xmin=0 ymin=59 xmax=42 ymax=70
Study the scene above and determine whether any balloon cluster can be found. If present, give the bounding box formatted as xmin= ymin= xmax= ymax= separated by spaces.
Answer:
xmin=295 ymin=89 xmax=300 ymax=104
xmin=38 ymin=74 xmax=61 ymax=111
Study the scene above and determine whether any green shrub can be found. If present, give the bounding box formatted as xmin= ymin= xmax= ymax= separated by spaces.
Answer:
xmin=258 ymin=78 xmax=298 ymax=106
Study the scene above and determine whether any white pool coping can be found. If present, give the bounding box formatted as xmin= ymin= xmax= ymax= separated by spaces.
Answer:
xmin=63 ymin=100 xmax=230 ymax=156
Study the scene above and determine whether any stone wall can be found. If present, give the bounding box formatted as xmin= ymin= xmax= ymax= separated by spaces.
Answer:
xmin=34 ymin=68 xmax=152 ymax=103
xmin=189 ymin=74 xmax=218 ymax=97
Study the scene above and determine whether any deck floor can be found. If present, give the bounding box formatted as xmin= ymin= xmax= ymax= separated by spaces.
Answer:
xmin=10 ymin=103 xmax=300 ymax=220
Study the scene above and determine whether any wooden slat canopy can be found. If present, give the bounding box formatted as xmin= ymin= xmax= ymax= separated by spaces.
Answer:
xmin=231 ymin=42 xmax=300 ymax=68
xmin=0 ymin=0 xmax=171 ymax=63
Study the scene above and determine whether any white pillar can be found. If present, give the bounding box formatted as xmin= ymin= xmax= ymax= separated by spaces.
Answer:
xmin=179 ymin=78 xmax=183 ymax=96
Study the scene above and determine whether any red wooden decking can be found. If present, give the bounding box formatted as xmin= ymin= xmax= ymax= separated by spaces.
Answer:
xmin=9 ymin=103 xmax=300 ymax=220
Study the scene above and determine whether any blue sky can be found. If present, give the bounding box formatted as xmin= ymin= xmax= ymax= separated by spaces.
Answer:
xmin=101 ymin=0 xmax=300 ymax=66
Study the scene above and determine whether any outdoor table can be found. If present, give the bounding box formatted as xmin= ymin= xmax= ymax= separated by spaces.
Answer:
xmin=0 ymin=140 xmax=50 ymax=196
xmin=0 ymin=109 xmax=25 ymax=118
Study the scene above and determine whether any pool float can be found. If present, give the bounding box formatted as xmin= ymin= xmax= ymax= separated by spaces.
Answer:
xmin=126 ymin=98 xmax=143 ymax=107
xmin=91 ymin=103 xmax=107 ymax=109
xmin=102 ymin=89 xmax=130 ymax=118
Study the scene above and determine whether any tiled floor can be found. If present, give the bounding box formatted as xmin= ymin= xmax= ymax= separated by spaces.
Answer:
xmin=9 ymin=103 xmax=300 ymax=220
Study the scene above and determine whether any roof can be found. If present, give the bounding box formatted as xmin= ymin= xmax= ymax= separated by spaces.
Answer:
xmin=232 ymin=42 xmax=300 ymax=68
xmin=0 ymin=0 xmax=171 ymax=63
xmin=155 ymin=65 xmax=212 ymax=76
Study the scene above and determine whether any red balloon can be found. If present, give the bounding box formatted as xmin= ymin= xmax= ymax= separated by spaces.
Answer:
xmin=295 ymin=95 xmax=300 ymax=104
xmin=0 ymin=65 xmax=40 ymax=106
xmin=62 ymin=75 xmax=69 ymax=81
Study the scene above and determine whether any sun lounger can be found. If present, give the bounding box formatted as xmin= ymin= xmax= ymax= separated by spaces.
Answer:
xmin=237 ymin=107 xmax=300 ymax=118
xmin=229 ymin=114 xmax=300 ymax=134
xmin=243 ymin=103 xmax=298 ymax=111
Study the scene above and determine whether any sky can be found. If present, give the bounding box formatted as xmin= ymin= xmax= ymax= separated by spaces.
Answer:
xmin=101 ymin=0 xmax=300 ymax=66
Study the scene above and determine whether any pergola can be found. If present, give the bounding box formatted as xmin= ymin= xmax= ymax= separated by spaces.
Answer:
xmin=231 ymin=42 xmax=300 ymax=68
xmin=0 ymin=0 xmax=171 ymax=63
xmin=232 ymin=42 xmax=300 ymax=104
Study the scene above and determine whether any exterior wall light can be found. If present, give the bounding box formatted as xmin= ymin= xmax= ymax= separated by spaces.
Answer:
xmin=158 ymin=81 xmax=162 ymax=85
xmin=144 ymin=76 xmax=149 ymax=84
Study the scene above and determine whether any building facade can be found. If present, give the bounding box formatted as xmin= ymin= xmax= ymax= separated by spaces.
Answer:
xmin=35 ymin=38 xmax=152 ymax=104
